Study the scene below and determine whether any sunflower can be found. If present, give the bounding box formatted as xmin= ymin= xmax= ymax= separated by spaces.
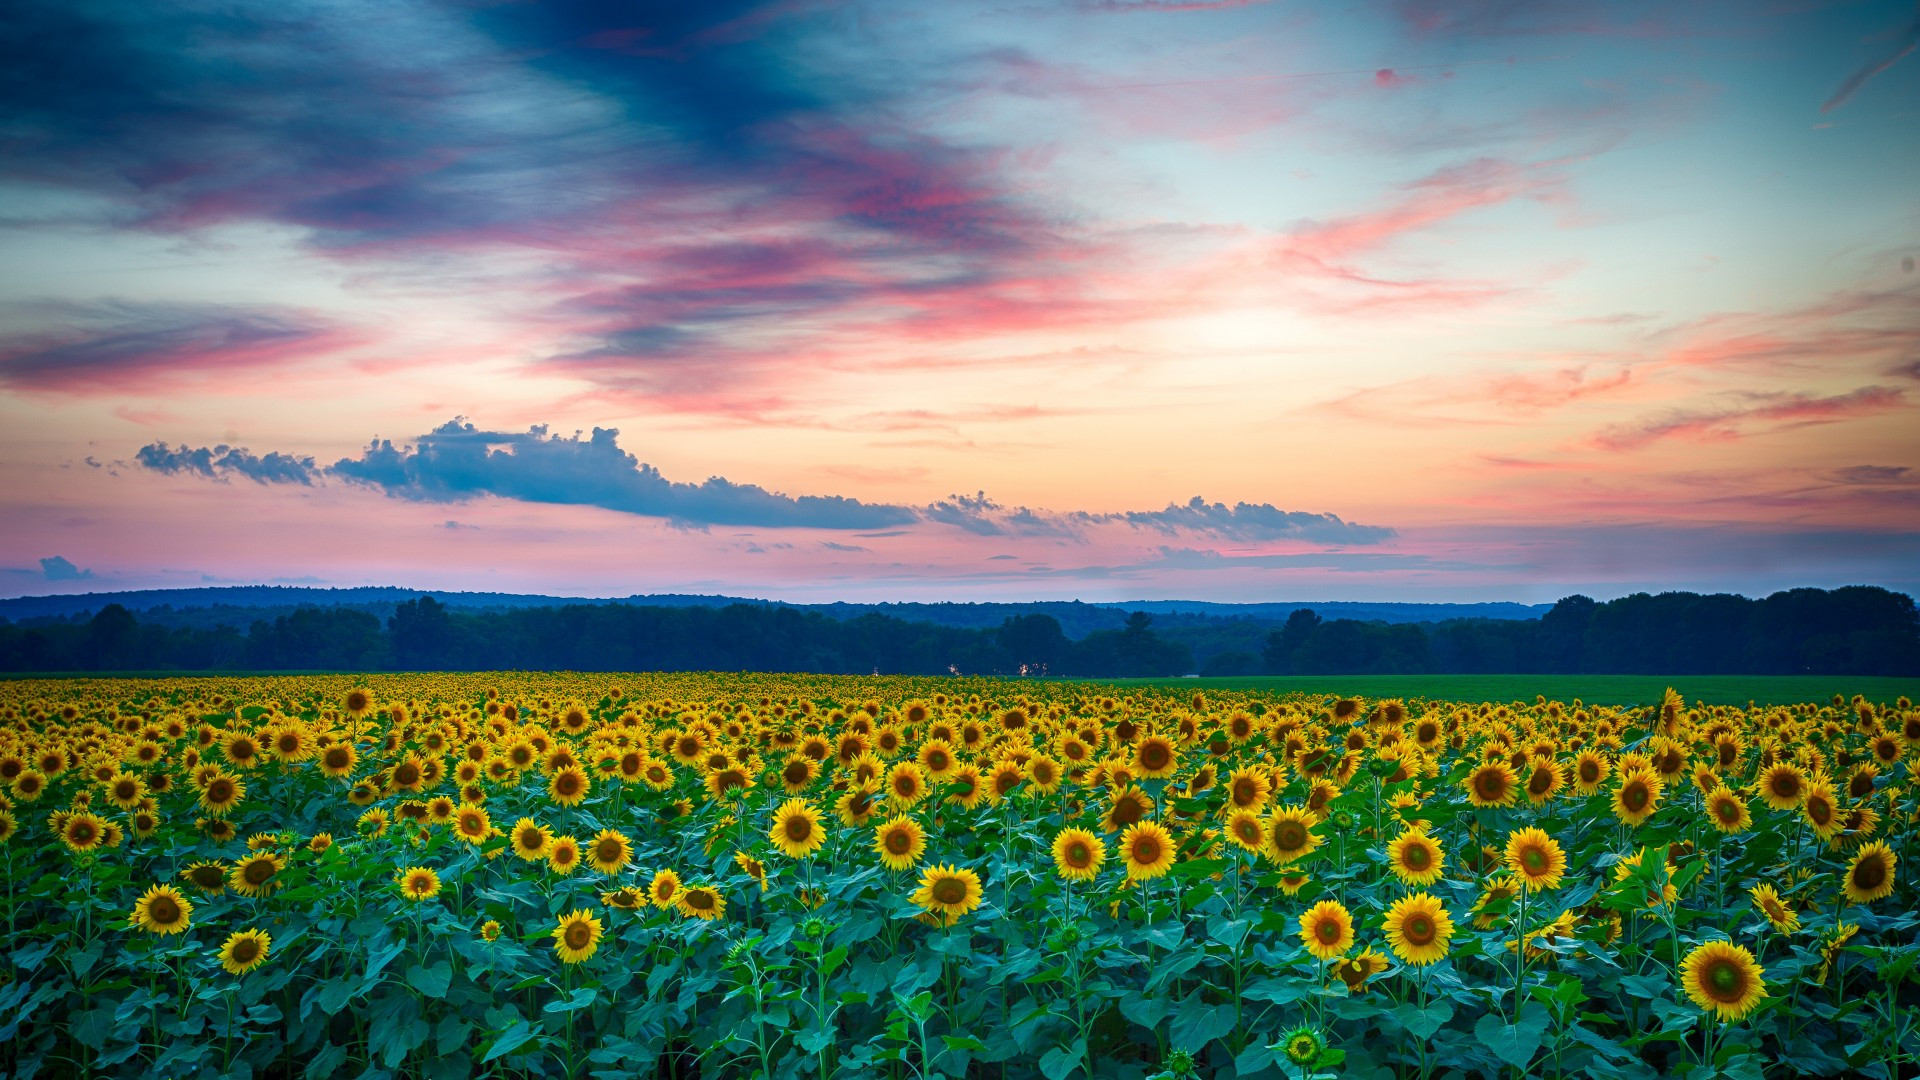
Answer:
xmin=733 ymin=851 xmax=768 ymax=892
xmin=104 ymin=772 xmax=144 ymax=810
xmin=1264 ymin=806 xmax=1322 ymax=865
xmin=548 ymin=835 xmax=582 ymax=876
xmin=1679 ymin=941 xmax=1767 ymax=1022
xmin=1800 ymin=779 xmax=1840 ymax=839
xmin=1051 ymin=827 xmax=1105 ymax=882
xmin=985 ymin=759 xmax=1024 ymax=804
xmin=1571 ymin=749 xmax=1611 ymax=795
xmin=1842 ymin=841 xmax=1897 ymax=905
xmin=1332 ymin=947 xmax=1391 ymax=993
xmin=678 ymin=885 xmax=726 ymax=921
xmin=1748 ymin=884 xmax=1798 ymax=935
xmin=1705 ymin=787 xmax=1751 ymax=834
xmin=587 ymin=829 xmax=633 ymax=875
xmin=130 ymin=884 xmax=192 ymax=935
xmin=1024 ymin=755 xmax=1063 ymax=795
xmin=834 ymin=784 xmax=882 ymax=827
xmin=1523 ymin=759 xmax=1564 ymax=804
xmin=1119 ymin=820 xmax=1176 ymax=881
xmin=397 ymin=866 xmax=441 ymax=902
xmin=552 ymin=908 xmax=604 ymax=964
xmin=480 ymin=919 xmax=502 ymax=942
xmin=196 ymin=772 xmax=246 ymax=816
xmin=1386 ymin=827 xmax=1445 ymax=886
xmin=218 ymin=929 xmax=271 ymax=975
xmin=1223 ymin=808 xmax=1266 ymax=854
xmin=319 ymin=742 xmax=358 ymax=778
xmin=547 ymin=766 xmax=590 ymax=807
xmin=1223 ymin=766 xmax=1272 ymax=813
xmin=60 ymin=812 xmax=108 ymax=853
xmin=649 ymin=869 xmax=683 ymax=909
xmin=228 ymin=852 xmax=286 ymax=898
xmin=769 ymin=798 xmax=825 ymax=859
xmin=1504 ymin=828 xmax=1566 ymax=891
xmin=1383 ymin=892 xmax=1454 ymax=966
xmin=510 ymin=818 xmax=552 ymax=861
xmin=1611 ymin=768 xmax=1662 ymax=827
xmin=1132 ymin=734 xmax=1178 ymax=779
xmin=911 ymin=864 xmax=983 ymax=926
xmin=886 ymin=762 xmax=927 ymax=808
xmin=1299 ymin=900 xmax=1354 ymax=961
xmin=1756 ymin=762 xmax=1807 ymax=810
xmin=1465 ymin=762 xmax=1518 ymax=808
xmin=11 ymin=769 xmax=47 ymax=802
xmin=873 ymin=815 xmax=926 ymax=872
xmin=1103 ymin=786 xmax=1155 ymax=833
xmin=181 ymin=860 xmax=227 ymax=895
xmin=1280 ymin=1026 xmax=1325 ymax=1067
xmin=1277 ymin=870 xmax=1312 ymax=896
xmin=602 ymin=886 xmax=644 ymax=910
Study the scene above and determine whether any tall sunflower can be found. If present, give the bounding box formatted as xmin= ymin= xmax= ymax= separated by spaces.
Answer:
xmin=510 ymin=818 xmax=552 ymax=862
xmin=1264 ymin=806 xmax=1322 ymax=865
xmin=649 ymin=869 xmax=683 ymax=910
xmin=1756 ymin=763 xmax=1807 ymax=810
xmin=1385 ymin=827 xmax=1445 ymax=887
xmin=548 ymin=766 xmax=590 ymax=807
xmin=1503 ymin=827 xmax=1566 ymax=891
xmin=1382 ymin=892 xmax=1454 ymax=966
xmin=1464 ymin=762 xmax=1518 ymax=808
xmin=1679 ymin=941 xmax=1766 ymax=1022
xmin=1748 ymin=884 xmax=1798 ymax=935
xmin=770 ymin=798 xmax=825 ymax=859
xmin=1705 ymin=787 xmax=1751 ymax=834
xmin=1051 ymin=827 xmax=1105 ymax=882
xmin=551 ymin=908 xmax=604 ymax=964
xmin=218 ymin=929 xmax=271 ymax=975
xmin=1298 ymin=899 xmax=1354 ymax=961
xmin=1842 ymin=841 xmax=1897 ymax=905
xmin=1119 ymin=820 xmax=1176 ymax=881
xmin=1611 ymin=768 xmax=1663 ymax=827
xmin=228 ymin=852 xmax=286 ymax=898
xmin=872 ymin=815 xmax=925 ymax=872
xmin=678 ymin=884 xmax=726 ymax=920
xmin=131 ymin=884 xmax=192 ymax=935
xmin=398 ymin=866 xmax=442 ymax=902
xmin=548 ymin=835 xmax=582 ymax=876
xmin=911 ymin=864 xmax=983 ymax=926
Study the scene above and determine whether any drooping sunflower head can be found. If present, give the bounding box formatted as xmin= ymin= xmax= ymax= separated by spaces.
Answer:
xmin=1680 ymin=940 xmax=1767 ymax=1022
xmin=181 ymin=860 xmax=228 ymax=894
xmin=873 ymin=815 xmax=926 ymax=872
xmin=1051 ymin=827 xmax=1105 ymax=883
xmin=131 ymin=884 xmax=193 ymax=935
xmin=218 ymin=929 xmax=271 ymax=975
xmin=677 ymin=885 xmax=725 ymax=921
xmin=1298 ymin=899 xmax=1354 ymax=961
xmin=1503 ymin=827 xmax=1566 ymax=891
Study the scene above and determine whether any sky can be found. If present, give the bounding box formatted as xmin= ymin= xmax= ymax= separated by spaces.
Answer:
xmin=2 ymin=0 xmax=1917 ymax=604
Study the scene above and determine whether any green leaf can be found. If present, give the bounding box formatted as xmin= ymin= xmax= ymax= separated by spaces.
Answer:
xmin=1039 ymin=1040 xmax=1087 ymax=1080
xmin=1119 ymin=993 xmax=1171 ymax=1029
xmin=1168 ymin=994 xmax=1235 ymax=1052
xmin=942 ymin=1034 xmax=988 ymax=1053
xmin=1396 ymin=999 xmax=1453 ymax=1039
xmin=821 ymin=944 xmax=848 ymax=979
xmin=317 ymin=979 xmax=356 ymax=1016
xmin=304 ymin=1042 xmax=348 ymax=1080
xmin=407 ymin=961 xmax=452 ymax=999
xmin=1474 ymin=1009 xmax=1549 ymax=1070
xmin=482 ymin=1021 xmax=537 ymax=1063
xmin=543 ymin=987 xmax=597 ymax=1013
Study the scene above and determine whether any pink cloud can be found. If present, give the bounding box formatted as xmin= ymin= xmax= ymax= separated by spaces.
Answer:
xmin=1592 ymin=385 xmax=1909 ymax=450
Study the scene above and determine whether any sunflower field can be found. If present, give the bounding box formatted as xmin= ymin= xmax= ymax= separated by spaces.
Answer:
xmin=0 ymin=675 xmax=1915 ymax=1080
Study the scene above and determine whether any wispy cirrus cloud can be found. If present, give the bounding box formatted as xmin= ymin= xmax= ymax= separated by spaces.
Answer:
xmin=1593 ymin=385 xmax=1908 ymax=450
xmin=0 ymin=303 xmax=358 ymax=394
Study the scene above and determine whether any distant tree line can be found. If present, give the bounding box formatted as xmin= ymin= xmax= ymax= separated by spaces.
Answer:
xmin=0 ymin=586 xmax=1913 ymax=676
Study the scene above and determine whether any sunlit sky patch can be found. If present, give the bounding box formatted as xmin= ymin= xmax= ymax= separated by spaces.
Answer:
xmin=3 ymin=0 xmax=1917 ymax=602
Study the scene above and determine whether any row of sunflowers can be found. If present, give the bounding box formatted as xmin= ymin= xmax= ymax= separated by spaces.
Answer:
xmin=0 ymin=674 xmax=1915 ymax=1079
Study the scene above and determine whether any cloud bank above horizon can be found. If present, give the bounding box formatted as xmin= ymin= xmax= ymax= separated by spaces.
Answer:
xmin=2 ymin=0 xmax=1917 ymax=602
